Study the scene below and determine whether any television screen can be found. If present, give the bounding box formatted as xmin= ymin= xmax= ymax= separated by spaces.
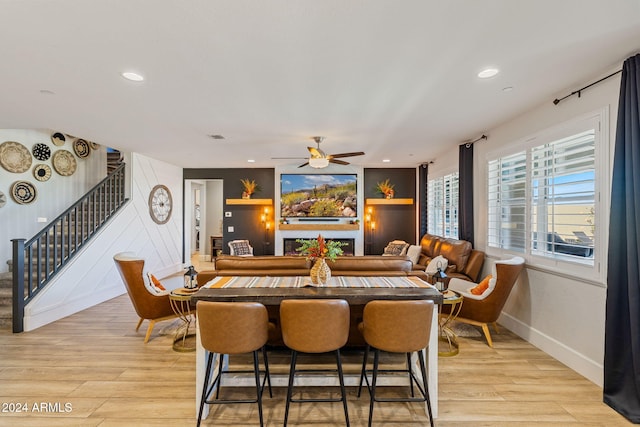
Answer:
xmin=281 ymin=174 xmax=357 ymax=218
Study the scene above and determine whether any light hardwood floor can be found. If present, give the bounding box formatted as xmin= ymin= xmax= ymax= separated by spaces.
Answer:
xmin=0 ymin=267 xmax=631 ymax=426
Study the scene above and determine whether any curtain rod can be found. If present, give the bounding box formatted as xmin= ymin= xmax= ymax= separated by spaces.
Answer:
xmin=553 ymin=69 xmax=622 ymax=105
xmin=462 ymin=134 xmax=487 ymax=148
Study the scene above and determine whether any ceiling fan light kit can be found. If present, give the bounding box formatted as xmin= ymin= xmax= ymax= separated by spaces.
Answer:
xmin=309 ymin=157 xmax=329 ymax=168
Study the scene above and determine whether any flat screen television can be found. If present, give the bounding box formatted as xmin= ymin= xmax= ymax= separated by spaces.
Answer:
xmin=280 ymin=173 xmax=357 ymax=218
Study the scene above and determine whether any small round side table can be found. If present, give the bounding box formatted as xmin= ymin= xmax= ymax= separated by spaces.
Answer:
xmin=438 ymin=290 xmax=463 ymax=357
xmin=169 ymin=289 xmax=197 ymax=352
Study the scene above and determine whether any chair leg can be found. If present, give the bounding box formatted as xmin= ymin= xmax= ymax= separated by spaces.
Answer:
xmin=481 ymin=323 xmax=494 ymax=347
xmin=368 ymin=349 xmax=380 ymax=427
xmin=492 ymin=322 xmax=500 ymax=334
xmin=143 ymin=320 xmax=155 ymax=343
xmin=357 ymin=345 xmax=370 ymax=398
xmin=417 ymin=350 xmax=434 ymax=427
xmin=197 ymin=352 xmax=215 ymax=427
xmin=215 ymin=354 xmax=225 ymax=399
xmin=262 ymin=346 xmax=272 ymax=398
xmin=406 ymin=352 xmax=415 ymax=397
xmin=135 ymin=318 xmax=144 ymax=332
xmin=283 ymin=350 xmax=297 ymax=427
xmin=253 ymin=350 xmax=264 ymax=427
xmin=335 ymin=349 xmax=350 ymax=427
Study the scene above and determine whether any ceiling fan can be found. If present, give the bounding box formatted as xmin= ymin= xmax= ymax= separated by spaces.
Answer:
xmin=272 ymin=136 xmax=365 ymax=168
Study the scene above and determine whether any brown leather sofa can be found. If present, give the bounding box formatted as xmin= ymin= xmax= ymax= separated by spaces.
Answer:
xmin=414 ymin=233 xmax=485 ymax=282
xmin=196 ymin=254 xmax=429 ymax=347
xmin=197 ymin=255 xmax=428 ymax=285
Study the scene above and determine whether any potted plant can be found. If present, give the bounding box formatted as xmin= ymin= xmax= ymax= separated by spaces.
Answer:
xmin=240 ymin=178 xmax=260 ymax=199
xmin=375 ymin=179 xmax=395 ymax=199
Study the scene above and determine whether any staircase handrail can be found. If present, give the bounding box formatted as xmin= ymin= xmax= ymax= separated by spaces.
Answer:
xmin=11 ymin=162 xmax=128 ymax=333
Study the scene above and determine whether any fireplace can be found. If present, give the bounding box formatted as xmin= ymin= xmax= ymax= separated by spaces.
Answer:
xmin=283 ymin=238 xmax=355 ymax=256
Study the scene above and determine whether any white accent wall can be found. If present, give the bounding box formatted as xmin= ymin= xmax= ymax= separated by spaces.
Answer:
xmin=463 ymin=67 xmax=620 ymax=386
xmin=23 ymin=153 xmax=183 ymax=331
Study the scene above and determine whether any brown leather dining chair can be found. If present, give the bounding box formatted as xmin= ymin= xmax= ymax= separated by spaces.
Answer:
xmin=113 ymin=252 xmax=177 ymax=343
xmin=280 ymin=299 xmax=351 ymax=427
xmin=196 ymin=301 xmax=272 ymax=427
xmin=357 ymin=299 xmax=435 ymax=427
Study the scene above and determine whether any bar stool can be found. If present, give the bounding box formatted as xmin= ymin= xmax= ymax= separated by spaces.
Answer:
xmin=280 ymin=299 xmax=351 ymax=427
xmin=357 ymin=300 xmax=434 ymax=427
xmin=196 ymin=301 xmax=272 ymax=427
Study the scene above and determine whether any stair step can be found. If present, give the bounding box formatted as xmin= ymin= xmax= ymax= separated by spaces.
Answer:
xmin=0 ymin=305 xmax=12 ymax=330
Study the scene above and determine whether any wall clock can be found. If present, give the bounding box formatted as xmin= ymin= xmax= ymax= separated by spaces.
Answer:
xmin=148 ymin=184 xmax=173 ymax=224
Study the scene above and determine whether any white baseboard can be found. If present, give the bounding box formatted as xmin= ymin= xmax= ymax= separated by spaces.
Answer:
xmin=499 ymin=312 xmax=603 ymax=387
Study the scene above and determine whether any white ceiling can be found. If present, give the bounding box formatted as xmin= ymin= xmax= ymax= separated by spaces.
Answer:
xmin=1 ymin=0 xmax=639 ymax=169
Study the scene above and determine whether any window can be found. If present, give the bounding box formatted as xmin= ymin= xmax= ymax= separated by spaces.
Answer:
xmin=487 ymin=111 xmax=607 ymax=281
xmin=428 ymin=172 xmax=459 ymax=238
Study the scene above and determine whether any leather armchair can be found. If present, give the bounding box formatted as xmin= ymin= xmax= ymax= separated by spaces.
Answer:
xmin=113 ymin=252 xmax=177 ymax=343
xmin=447 ymin=256 xmax=525 ymax=347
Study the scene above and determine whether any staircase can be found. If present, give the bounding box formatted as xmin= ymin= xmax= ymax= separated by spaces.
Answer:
xmin=9 ymin=162 xmax=128 ymax=333
xmin=0 ymin=271 xmax=11 ymax=329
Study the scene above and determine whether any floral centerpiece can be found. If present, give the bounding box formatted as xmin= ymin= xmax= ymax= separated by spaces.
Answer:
xmin=240 ymin=178 xmax=260 ymax=198
xmin=375 ymin=179 xmax=395 ymax=199
xmin=295 ymin=234 xmax=345 ymax=261
xmin=296 ymin=235 xmax=346 ymax=285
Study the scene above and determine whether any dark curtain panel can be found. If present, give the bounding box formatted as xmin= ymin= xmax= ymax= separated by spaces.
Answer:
xmin=458 ymin=143 xmax=474 ymax=245
xmin=604 ymin=53 xmax=640 ymax=424
xmin=419 ymin=163 xmax=429 ymax=238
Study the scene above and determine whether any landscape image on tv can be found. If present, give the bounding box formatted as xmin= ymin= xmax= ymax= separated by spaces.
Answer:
xmin=281 ymin=174 xmax=357 ymax=217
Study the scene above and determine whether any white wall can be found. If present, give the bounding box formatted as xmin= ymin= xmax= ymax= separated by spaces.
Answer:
xmin=0 ymin=129 xmax=106 ymax=273
xmin=469 ymin=66 xmax=621 ymax=386
xmin=23 ymin=153 xmax=183 ymax=331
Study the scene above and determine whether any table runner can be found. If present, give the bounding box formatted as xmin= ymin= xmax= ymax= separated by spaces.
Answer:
xmin=205 ymin=275 xmax=434 ymax=289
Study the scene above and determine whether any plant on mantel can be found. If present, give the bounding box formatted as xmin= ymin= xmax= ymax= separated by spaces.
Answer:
xmin=375 ymin=179 xmax=395 ymax=199
xmin=240 ymin=178 xmax=260 ymax=199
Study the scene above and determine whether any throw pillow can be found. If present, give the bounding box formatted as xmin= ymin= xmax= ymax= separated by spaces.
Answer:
xmin=406 ymin=245 xmax=422 ymax=264
xmin=425 ymin=255 xmax=448 ymax=275
xmin=470 ymin=274 xmax=492 ymax=295
xmin=147 ymin=273 xmax=166 ymax=293
xmin=229 ymin=240 xmax=253 ymax=256
xmin=383 ymin=241 xmax=410 ymax=256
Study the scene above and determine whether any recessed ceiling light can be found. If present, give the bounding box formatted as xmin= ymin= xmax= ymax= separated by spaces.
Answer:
xmin=39 ymin=89 xmax=55 ymax=95
xmin=382 ymin=159 xmax=391 ymax=163
xmin=477 ymin=68 xmax=499 ymax=79
xmin=208 ymin=134 xmax=225 ymax=140
xmin=247 ymin=159 xmax=255 ymax=163
xmin=502 ymin=86 xmax=514 ymax=92
xmin=121 ymin=71 xmax=144 ymax=82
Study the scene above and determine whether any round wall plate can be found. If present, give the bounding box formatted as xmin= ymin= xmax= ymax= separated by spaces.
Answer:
xmin=11 ymin=180 xmax=37 ymax=204
xmin=0 ymin=141 xmax=32 ymax=173
xmin=33 ymin=163 xmax=52 ymax=181
xmin=0 ymin=191 xmax=6 ymax=208
xmin=32 ymin=143 xmax=51 ymax=161
xmin=51 ymin=132 xmax=66 ymax=146
xmin=52 ymin=150 xmax=77 ymax=176
xmin=73 ymin=139 xmax=90 ymax=158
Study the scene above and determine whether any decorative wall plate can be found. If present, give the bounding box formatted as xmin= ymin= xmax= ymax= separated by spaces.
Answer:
xmin=0 ymin=141 xmax=33 ymax=173
xmin=52 ymin=150 xmax=77 ymax=176
xmin=51 ymin=132 xmax=66 ymax=146
xmin=89 ymin=141 xmax=99 ymax=150
xmin=32 ymin=143 xmax=51 ymax=161
xmin=11 ymin=181 xmax=37 ymax=204
xmin=33 ymin=164 xmax=52 ymax=182
xmin=0 ymin=191 xmax=6 ymax=208
xmin=73 ymin=139 xmax=90 ymax=158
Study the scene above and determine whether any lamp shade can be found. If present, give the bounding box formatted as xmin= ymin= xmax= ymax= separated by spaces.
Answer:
xmin=309 ymin=157 xmax=329 ymax=168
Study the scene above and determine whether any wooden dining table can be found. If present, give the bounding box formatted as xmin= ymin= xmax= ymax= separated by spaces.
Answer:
xmin=191 ymin=275 xmax=443 ymax=419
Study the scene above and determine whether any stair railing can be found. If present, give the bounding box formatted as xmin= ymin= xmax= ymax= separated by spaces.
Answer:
xmin=11 ymin=163 xmax=128 ymax=333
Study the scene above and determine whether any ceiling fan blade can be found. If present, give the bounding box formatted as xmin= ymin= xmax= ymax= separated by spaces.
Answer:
xmin=307 ymin=146 xmax=326 ymax=158
xmin=329 ymin=158 xmax=350 ymax=165
xmin=298 ymin=162 xmax=309 ymax=168
xmin=329 ymin=151 xmax=365 ymax=159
